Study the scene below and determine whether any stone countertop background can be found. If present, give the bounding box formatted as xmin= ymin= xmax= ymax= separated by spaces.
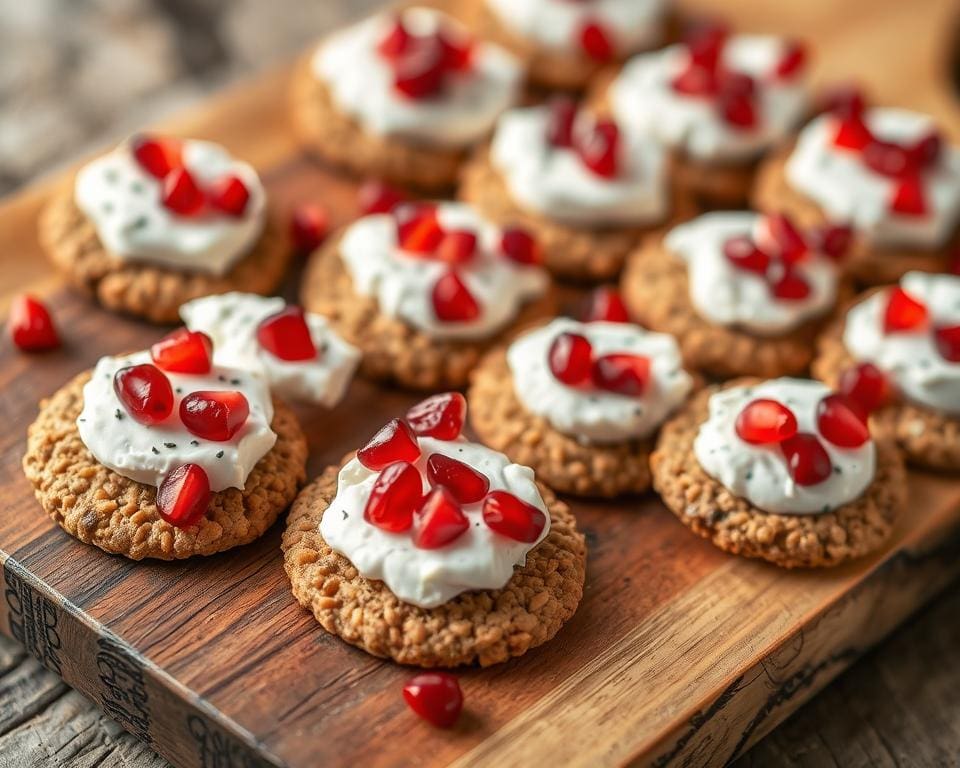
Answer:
xmin=1 ymin=0 xmax=959 ymax=766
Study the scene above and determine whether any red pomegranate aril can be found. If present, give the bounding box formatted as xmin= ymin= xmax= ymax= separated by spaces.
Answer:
xmin=780 ymin=432 xmax=833 ymax=486
xmin=358 ymin=418 xmax=421 ymax=470
xmin=769 ymin=268 xmax=812 ymax=301
xmin=256 ymin=306 xmax=317 ymax=362
xmin=934 ymin=324 xmax=960 ymax=363
xmin=723 ymin=235 xmax=770 ymax=274
xmin=403 ymin=672 xmax=463 ymax=728
xmin=671 ymin=63 xmax=718 ymax=97
xmin=811 ymin=224 xmax=853 ymax=260
xmin=735 ymin=398 xmax=798 ymax=445
xmin=833 ymin=115 xmax=873 ymax=151
xmin=157 ymin=464 xmax=211 ymax=528
xmin=582 ymin=287 xmax=630 ymax=323
xmin=162 ymin=168 xmax=205 ymax=216
xmin=427 ymin=454 xmax=490 ymax=504
xmin=500 ymin=227 xmax=541 ymax=265
xmin=546 ymin=97 xmax=577 ymax=148
xmin=817 ymin=393 xmax=870 ymax=448
xmin=364 ymin=461 xmax=422 ymax=533
xmin=397 ymin=206 xmax=445 ymax=253
xmin=685 ymin=21 xmax=727 ymax=70
xmin=436 ymin=230 xmax=478 ymax=264
xmin=290 ymin=204 xmax=329 ymax=253
xmin=113 ymin=364 xmax=174 ymax=426
xmin=377 ymin=16 xmax=411 ymax=59
xmin=150 ymin=328 xmax=213 ymax=374
xmin=405 ymin=392 xmax=466 ymax=440
xmin=883 ymin=286 xmax=928 ymax=333
xmin=358 ymin=180 xmax=406 ymax=215
xmin=437 ymin=28 xmax=474 ymax=72
xmin=579 ymin=19 xmax=614 ymax=61
xmin=891 ymin=175 xmax=927 ymax=217
xmin=577 ymin=118 xmax=620 ymax=179
xmin=548 ymin=332 xmax=593 ymax=386
xmin=414 ymin=487 xmax=470 ymax=549
xmin=719 ymin=91 xmax=756 ymax=129
xmin=207 ymin=174 xmax=250 ymax=217
xmin=766 ymin=213 xmax=807 ymax=263
xmin=7 ymin=294 xmax=60 ymax=352
xmin=482 ymin=490 xmax=546 ymax=543
xmin=432 ymin=272 xmax=481 ymax=323
xmin=864 ymin=140 xmax=913 ymax=178
xmin=131 ymin=135 xmax=182 ymax=179
xmin=910 ymin=130 xmax=942 ymax=168
xmin=394 ymin=39 xmax=446 ymax=99
xmin=180 ymin=391 xmax=250 ymax=442
xmin=774 ymin=40 xmax=807 ymax=80
xmin=838 ymin=362 xmax=892 ymax=414
xmin=591 ymin=353 xmax=650 ymax=396
xmin=821 ymin=85 xmax=865 ymax=119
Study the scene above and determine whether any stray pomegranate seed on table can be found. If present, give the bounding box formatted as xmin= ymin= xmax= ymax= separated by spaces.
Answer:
xmin=291 ymin=203 xmax=329 ymax=253
xmin=7 ymin=294 xmax=60 ymax=352
xmin=402 ymin=672 xmax=463 ymax=728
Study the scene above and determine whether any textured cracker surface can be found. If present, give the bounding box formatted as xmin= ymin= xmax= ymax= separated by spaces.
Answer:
xmin=752 ymin=144 xmax=958 ymax=285
xmin=281 ymin=465 xmax=587 ymax=667
xmin=468 ymin=347 xmax=653 ymax=497
xmin=651 ymin=380 xmax=905 ymax=568
xmin=38 ymin=181 xmax=291 ymax=325
xmin=22 ymin=372 xmax=308 ymax=560
xmin=290 ymin=57 xmax=465 ymax=192
xmin=300 ymin=233 xmax=558 ymax=390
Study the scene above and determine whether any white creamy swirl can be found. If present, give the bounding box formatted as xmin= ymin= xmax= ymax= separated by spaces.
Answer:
xmin=77 ymin=351 xmax=276 ymax=492
xmin=490 ymin=105 xmax=669 ymax=226
xmin=321 ymin=437 xmax=549 ymax=608
xmin=694 ymin=379 xmax=876 ymax=515
xmin=664 ymin=212 xmax=839 ymax=335
xmin=74 ymin=140 xmax=266 ymax=275
xmin=506 ymin=318 xmax=693 ymax=444
xmin=180 ymin=293 xmax=360 ymax=407
xmin=611 ymin=36 xmax=809 ymax=162
xmin=312 ymin=8 xmax=521 ymax=147
xmin=785 ymin=109 xmax=960 ymax=249
xmin=842 ymin=272 xmax=960 ymax=415
xmin=339 ymin=203 xmax=548 ymax=340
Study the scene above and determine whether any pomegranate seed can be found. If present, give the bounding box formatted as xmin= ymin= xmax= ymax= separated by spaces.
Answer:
xmin=405 ymin=392 xmax=466 ymax=440
xmin=581 ymin=287 xmax=630 ymax=323
xmin=7 ymin=294 xmax=60 ymax=352
xmin=671 ymin=63 xmax=718 ymax=96
xmin=817 ymin=393 xmax=869 ymax=448
xmin=358 ymin=180 xmax=406 ymax=215
xmin=113 ymin=364 xmax=174 ymax=426
xmin=482 ymin=490 xmax=546 ymax=543
xmin=821 ymin=85 xmax=865 ymax=119
xmin=357 ymin=418 xmax=421 ymax=470
xmin=721 ymin=71 xmax=756 ymax=97
xmin=548 ymin=332 xmax=593 ymax=386
xmin=397 ymin=206 xmax=444 ymax=253
xmin=735 ymin=398 xmax=798 ymax=444
xmin=150 ymin=328 xmax=213 ymax=374
xmin=723 ymin=236 xmax=771 ymax=274
xmin=394 ymin=38 xmax=446 ymax=99
xmin=577 ymin=118 xmax=620 ymax=178
xmin=685 ymin=21 xmax=728 ymax=71
xmin=427 ymin=454 xmax=490 ymax=504
xmin=769 ymin=268 xmax=812 ymax=300
xmin=719 ymin=91 xmax=756 ymax=129
xmin=256 ymin=306 xmax=317 ymax=361
xmin=157 ymin=464 xmax=211 ymax=528
xmin=364 ymin=460 xmax=422 ymax=533
xmin=863 ymin=140 xmax=913 ymax=178
xmin=546 ymin=97 xmax=577 ymax=148
xmin=810 ymin=224 xmax=853 ymax=260
xmin=910 ymin=130 xmax=942 ymax=168
xmin=131 ymin=135 xmax=182 ymax=179
xmin=780 ymin=432 xmax=833 ymax=486
xmin=403 ymin=672 xmax=463 ymax=728
xmin=891 ymin=175 xmax=927 ymax=217
xmin=435 ymin=230 xmax=477 ymax=264
xmin=833 ymin=115 xmax=873 ymax=151
xmin=774 ymin=40 xmax=807 ymax=80
xmin=766 ymin=213 xmax=807 ymax=263
xmin=934 ymin=324 xmax=960 ymax=362
xmin=500 ymin=227 xmax=541 ymax=265
xmin=838 ymin=362 xmax=892 ymax=414
xmin=579 ymin=20 xmax=614 ymax=61
xmin=437 ymin=28 xmax=474 ymax=72
xmin=291 ymin=204 xmax=329 ymax=253
xmin=162 ymin=168 xmax=205 ymax=216
xmin=883 ymin=286 xmax=928 ymax=333
xmin=179 ymin=391 xmax=249 ymax=442
xmin=207 ymin=174 xmax=250 ymax=217
xmin=413 ymin=487 xmax=470 ymax=549
xmin=591 ymin=353 xmax=650 ymax=396
xmin=377 ymin=16 xmax=411 ymax=59
xmin=431 ymin=272 xmax=480 ymax=323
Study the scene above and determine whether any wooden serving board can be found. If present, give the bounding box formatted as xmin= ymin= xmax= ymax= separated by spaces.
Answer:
xmin=2 ymin=1 xmax=960 ymax=766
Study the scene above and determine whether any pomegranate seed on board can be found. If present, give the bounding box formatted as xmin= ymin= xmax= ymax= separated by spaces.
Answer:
xmin=150 ymin=328 xmax=213 ymax=374
xmin=735 ymin=398 xmax=798 ymax=445
xmin=180 ymin=391 xmax=250 ymax=442
xmin=291 ymin=204 xmax=329 ymax=253
xmin=256 ymin=306 xmax=317 ymax=362
xmin=766 ymin=213 xmax=807 ymax=263
xmin=377 ymin=16 xmax=411 ymax=59
xmin=934 ymin=325 xmax=960 ymax=362
xmin=774 ymin=40 xmax=807 ymax=80
xmin=405 ymin=392 xmax=466 ymax=440
xmin=131 ymin=135 xmax=183 ymax=179
xmin=394 ymin=38 xmax=447 ymax=99
xmin=397 ymin=206 xmax=445 ymax=254
xmin=817 ymin=394 xmax=870 ymax=448
xmin=482 ymin=491 xmax=547 ymax=543
xmin=357 ymin=418 xmax=421 ymax=470
xmin=364 ymin=460 xmax=422 ymax=533
xmin=810 ymin=224 xmax=853 ymax=261
xmin=890 ymin=175 xmax=927 ymax=217
xmin=576 ymin=118 xmax=620 ymax=179
xmin=157 ymin=464 xmax=211 ymax=528
xmin=7 ymin=294 xmax=60 ymax=352
xmin=114 ymin=364 xmax=174 ymax=426
xmin=546 ymin=97 xmax=577 ymax=148
xmin=723 ymin=236 xmax=771 ymax=274
xmin=207 ymin=175 xmax=250 ymax=217
xmin=500 ymin=227 xmax=541 ymax=265
xmin=413 ymin=487 xmax=470 ymax=549
xmin=579 ymin=20 xmax=614 ymax=61
xmin=431 ymin=272 xmax=481 ymax=323
xmin=162 ymin=168 xmax=205 ymax=216
xmin=581 ymin=287 xmax=630 ymax=323
xmin=358 ymin=180 xmax=406 ymax=215
xmin=435 ymin=230 xmax=478 ymax=264
xmin=548 ymin=332 xmax=594 ymax=386
xmin=838 ymin=362 xmax=892 ymax=414
xmin=780 ymin=432 xmax=833 ymax=486
xmin=591 ymin=353 xmax=651 ymax=396
xmin=403 ymin=672 xmax=463 ymax=728
xmin=427 ymin=454 xmax=490 ymax=504
xmin=769 ymin=268 xmax=812 ymax=300
xmin=883 ymin=286 xmax=928 ymax=333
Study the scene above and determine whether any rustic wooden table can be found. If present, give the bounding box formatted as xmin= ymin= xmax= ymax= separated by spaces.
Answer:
xmin=1 ymin=1 xmax=958 ymax=766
